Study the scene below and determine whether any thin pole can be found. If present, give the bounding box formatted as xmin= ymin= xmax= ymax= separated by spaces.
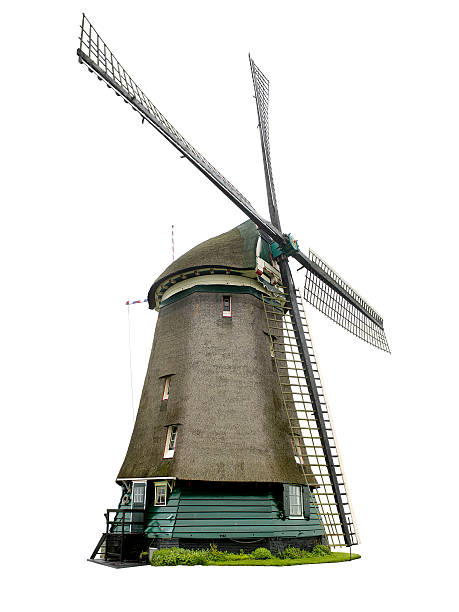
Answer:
xmin=171 ymin=224 xmax=175 ymax=261
xmin=105 ymin=512 xmax=109 ymax=561
xmin=126 ymin=304 xmax=135 ymax=423
xmin=348 ymin=517 xmax=352 ymax=560
xmin=121 ymin=512 xmax=125 ymax=562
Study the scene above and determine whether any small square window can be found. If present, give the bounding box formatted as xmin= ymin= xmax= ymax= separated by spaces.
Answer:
xmin=163 ymin=425 xmax=178 ymax=458
xmin=162 ymin=376 xmax=171 ymax=400
xmin=222 ymin=295 xmax=232 ymax=318
xmin=154 ymin=483 xmax=167 ymax=506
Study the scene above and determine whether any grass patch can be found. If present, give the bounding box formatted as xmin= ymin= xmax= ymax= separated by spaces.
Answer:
xmin=147 ymin=545 xmax=360 ymax=567
xmin=208 ymin=552 xmax=360 ymax=566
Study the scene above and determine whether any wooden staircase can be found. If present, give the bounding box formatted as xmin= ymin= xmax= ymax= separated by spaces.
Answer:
xmin=88 ymin=509 xmax=147 ymax=563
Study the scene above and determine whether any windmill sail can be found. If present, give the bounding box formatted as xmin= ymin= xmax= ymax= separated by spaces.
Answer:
xmin=304 ymin=250 xmax=390 ymax=353
xmin=263 ymin=288 xmax=359 ymax=547
xmin=77 ymin=14 xmax=282 ymax=244
xmin=249 ymin=57 xmax=281 ymax=231
xmin=250 ymin=57 xmax=358 ymax=545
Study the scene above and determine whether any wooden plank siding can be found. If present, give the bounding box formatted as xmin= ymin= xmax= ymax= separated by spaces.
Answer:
xmin=143 ymin=486 xmax=323 ymax=540
xmin=143 ymin=489 xmax=180 ymax=538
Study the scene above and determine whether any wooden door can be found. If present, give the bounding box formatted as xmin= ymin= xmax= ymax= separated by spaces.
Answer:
xmin=130 ymin=481 xmax=146 ymax=533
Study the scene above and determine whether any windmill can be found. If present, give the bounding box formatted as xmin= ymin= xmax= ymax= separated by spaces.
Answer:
xmin=78 ymin=15 xmax=390 ymax=563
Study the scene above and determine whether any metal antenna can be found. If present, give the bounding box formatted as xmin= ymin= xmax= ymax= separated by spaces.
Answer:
xmin=172 ymin=224 xmax=175 ymax=261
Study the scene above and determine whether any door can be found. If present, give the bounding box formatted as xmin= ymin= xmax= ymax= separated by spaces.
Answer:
xmin=130 ymin=481 xmax=146 ymax=533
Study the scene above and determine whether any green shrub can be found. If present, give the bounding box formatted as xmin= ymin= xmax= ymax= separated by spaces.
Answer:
xmin=187 ymin=550 xmax=208 ymax=565
xmin=312 ymin=544 xmax=331 ymax=556
xmin=149 ymin=545 xmax=282 ymax=566
xmin=205 ymin=545 xmax=251 ymax=562
xmin=205 ymin=543 xmax=228 ymax=562
xmin=274 ymin=543 xmax=333 ymax=560
xmin=251 ymin=547 xmax=272 ymax=560
xmin=150 ymin=547 xmax=207 ymax=566
xmin=224 ymin=552 xmax=251 ymax=561
xmin=277 ymin=546 xmax=303 ymax=559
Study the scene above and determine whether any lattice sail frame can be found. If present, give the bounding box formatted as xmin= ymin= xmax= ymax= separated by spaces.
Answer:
xmin=304 ymin=250 xmax=390 ymax=353
xmin=249 ymin=57 xmax=279 ymax=226
xmin=76 ymin=15 xmax=277 ymax=230
xmin=263 ymin=292 xmax=359 ymax=547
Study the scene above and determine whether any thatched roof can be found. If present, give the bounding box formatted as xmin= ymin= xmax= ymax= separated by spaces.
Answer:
xmin=148 ymin=220 xmax=259 ymax=307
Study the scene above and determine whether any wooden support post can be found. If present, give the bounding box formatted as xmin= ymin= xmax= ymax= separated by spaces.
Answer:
xmin=120 ymin=511 xmax=125 ymax=562
xmin=104 ymin=512 xmax=109 ymax=561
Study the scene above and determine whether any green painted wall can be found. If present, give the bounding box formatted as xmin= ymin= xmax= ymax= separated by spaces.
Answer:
xmin=143 ymin=485 xmax=323 ymax=540
xmin=144 ymin=488 xmax=180 ymax=538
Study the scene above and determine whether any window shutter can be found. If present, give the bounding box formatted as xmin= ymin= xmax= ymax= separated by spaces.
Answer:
xmin=283 ymin=484 xmax=290 ymax=517
xmin=302 ymin=485 xmax=310 ymax=521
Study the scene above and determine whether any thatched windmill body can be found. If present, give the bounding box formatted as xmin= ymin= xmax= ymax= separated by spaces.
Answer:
xmin=78 ymin=16 xmax=390 ymax=561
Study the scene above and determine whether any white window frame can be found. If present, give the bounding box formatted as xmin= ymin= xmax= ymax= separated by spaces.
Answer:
xmin=154 ymin=482 xmax=168 ymax=506
xmin=162 ymin=376 xmax=171 ymax=400
xmin=222 ymin=295 xmax=232 ymax=318
xmin=132 ymin=483 xmax=146 ymax=505
xmin=163 ymin=425 xmax=178 ymax=459
xmin=293 ymin=435 xmax=305 ymax=465
xmin=289 ymin=484 xmax=304 ymax=519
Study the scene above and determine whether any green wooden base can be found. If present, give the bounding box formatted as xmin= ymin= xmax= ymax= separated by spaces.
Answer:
xmin=144 ymin=482 xmax=324 ymax=542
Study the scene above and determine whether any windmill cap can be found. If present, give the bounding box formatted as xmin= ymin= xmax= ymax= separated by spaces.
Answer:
xmin=148 ymin=220 xmax=260 ymax=309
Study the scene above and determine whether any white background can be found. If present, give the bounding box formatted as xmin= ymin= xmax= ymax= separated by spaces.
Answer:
xmin=1 ymin=1 xmax=458 ymax=610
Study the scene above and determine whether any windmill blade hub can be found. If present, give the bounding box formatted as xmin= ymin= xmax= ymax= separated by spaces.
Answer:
xmin=271 ymin=234 xmax=300 ymax=259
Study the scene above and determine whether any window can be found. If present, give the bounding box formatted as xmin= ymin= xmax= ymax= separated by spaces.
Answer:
xmin=289 ymin=485 xmax=303 ymax=518
xmin=163 ymin=425 xmax=178 ymax=458
xmin=283 ymin=483 xmax=309 ymax=520
xmin=154 ymin=482 xmax=167 ymax=506
xmin=293 ymin=436 xmax=305 ymax=465
xmin=132 ymin=484 xmax=145 ymax=504
xmin=162 ymin=376 xmax=171 ymax=400
xmin=222 ymin=295 xmax=232 ymax=318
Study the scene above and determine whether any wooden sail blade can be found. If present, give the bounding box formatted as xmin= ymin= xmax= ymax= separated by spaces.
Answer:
xmin=76 ymin=15 xmax=283 ymax=244
xmin=249 ymin=56 xmax=282 ymax=231
xmin=303 ymin=250 xmax=390 ymax=353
